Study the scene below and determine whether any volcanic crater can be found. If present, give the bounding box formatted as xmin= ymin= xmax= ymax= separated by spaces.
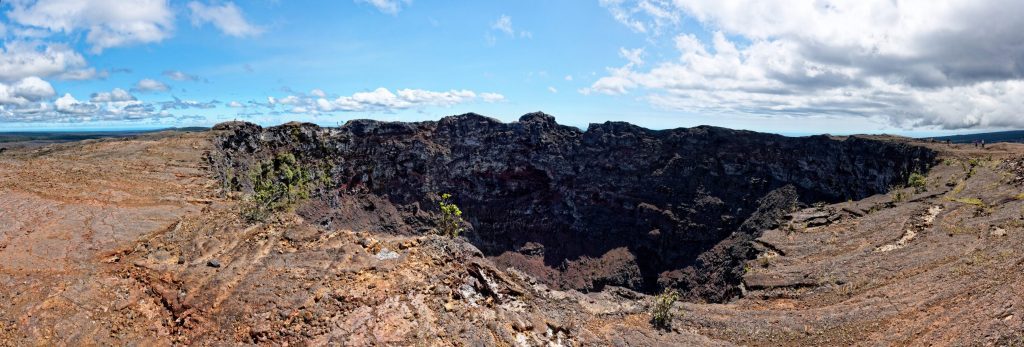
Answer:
xmin=209 ymin=112 xmax=936 ymax=301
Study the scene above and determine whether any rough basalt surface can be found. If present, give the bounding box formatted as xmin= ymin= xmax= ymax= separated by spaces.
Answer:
xmin=209 ymin=112 xmax=936 ymax=300
xmin=4 ymin=120 xmax=1024 ymax=345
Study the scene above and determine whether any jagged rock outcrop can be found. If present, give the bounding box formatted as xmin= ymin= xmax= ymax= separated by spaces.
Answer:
xmin=208 ymin=112 xmax=936 ymax=300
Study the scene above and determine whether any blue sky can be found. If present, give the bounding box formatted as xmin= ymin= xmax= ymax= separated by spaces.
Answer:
xmin=1 ymin=1 xmax=1023 ymax=135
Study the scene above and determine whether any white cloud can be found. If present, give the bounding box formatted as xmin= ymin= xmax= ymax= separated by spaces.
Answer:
xmin=54 ymin=93 xmax=98 ymax=114
xmin=187 ymin=1 xmax=263 ymax=38
xmin=619 ymin=47 xmax=644 ymax=66
xmin=0 ymin=86 xmax=209 ymax=124
xmin=90 ymin=88 xmax=135 ymax=103
xmin=492 ymin=15 xmax=514 ymax=35
xmin=355 ymin=0 xmax=410 ymax=15
xmin=548 ymin=86 xmax=558 ymax=94
xmin=25 ymin=91 xmax=165 ymax=122
xmin=162 ymin=70 xmax=203 ymax=82
xmin=0 ymin=41 xmax=95 ymax=82
xmin=227 ymin=101 xmax=244 ymax=108
xmin=489 ymin=15 xmax=531 ymax=43
xmin=159 ymin=97 xmax=219 ymax=110
xmin=262 ymin=87 xmax=505 ymax=114
xmin=8 ymin=0 xmax=175 ymax=53
xmin=593 ymin=0 xmax=1024 ymax=129
xmin=598 ymin=0 xmax=681 ymax=34
xmin=132 ymin=78 xmax=170 ymax=93
xmin=59 ymin=68 xmax=108 ymax=81
xmin=565 ymin=75 xmax=574 ymax=81
xmin=0 ymin=77 xmax=56 ymax=105
xmin=480 ymin=92 xmax=505 ymax=103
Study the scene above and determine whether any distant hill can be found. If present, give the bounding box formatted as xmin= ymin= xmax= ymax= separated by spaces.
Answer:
xmin=929 ymin=130 xmax=1024 ymax=144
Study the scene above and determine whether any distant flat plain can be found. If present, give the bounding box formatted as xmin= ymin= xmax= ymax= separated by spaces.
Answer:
xmin=0 ymin=128 xmax=208 ymax=149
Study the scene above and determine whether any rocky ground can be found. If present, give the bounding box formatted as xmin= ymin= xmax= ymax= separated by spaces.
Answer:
xmin=0 ymin=119 xmax=1022 ymax=345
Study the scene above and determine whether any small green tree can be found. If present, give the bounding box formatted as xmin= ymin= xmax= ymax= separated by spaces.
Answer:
xmin=437 ymin=193 xmax=465 ymax=238
xmin=651 ymin=289 xmax=680 ymax=329
xmin=907 ymin=172 xmax=927 ymax=193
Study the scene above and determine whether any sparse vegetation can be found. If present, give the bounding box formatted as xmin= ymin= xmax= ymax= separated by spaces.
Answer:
xmin=436 ymin=193 xmax=466 ymax=238
xmin=242 ymin=152 xmax=313 ymax=222
xmin=890 ymin=187 xmax=908 ymax=203
xmin=964 ymin=158 xmax=980 ymax=179
xmin=951 ymin=197 xmax=984 ymax=207
xmin=947 ymin=180 xmax=967 ymax=198
xmin=942 ymin=218 xmax=975 ymax=236
xmin=650 ymin=288 xmax=680 ymax=329
xmin=907 ymin=172 xmax=927 ymax=193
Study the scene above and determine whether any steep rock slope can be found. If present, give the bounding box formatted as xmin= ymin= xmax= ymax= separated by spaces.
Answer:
xmin=209 ymin=112 xmax=936 ymax=300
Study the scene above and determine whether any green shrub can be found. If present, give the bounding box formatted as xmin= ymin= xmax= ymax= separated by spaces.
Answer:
xmin=243 ymin=153 xmax=312 ymax=221
xmin=651 ymin=289 xmax=680 ymax=329
xmin=437 ymin=193 xmax=465 ymax=238
xmin=907 ymin=172 xmax=927 ymax=193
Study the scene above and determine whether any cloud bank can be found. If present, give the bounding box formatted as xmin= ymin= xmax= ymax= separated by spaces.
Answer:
xmin=263 ymin=87 xmax=505 ymax=115
xmin=7 ymin=0 xmax=175 ymax=53
xmin=593 ymin=0 xmax=1024 ymax=129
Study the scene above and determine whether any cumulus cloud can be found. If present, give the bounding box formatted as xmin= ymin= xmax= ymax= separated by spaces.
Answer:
xmin=262 ymin=87 xmax=504 ymax=114
xmin=3 ymin=90 xmax=184 ymax=123
xmin=0 ymin=77 xmax=56 ymax=105
xmin=355 ymin=0 xmax=410 ymax=15
xmin=0 ymin=81 xmax=211 ymax=123
xmin=592 ymin=0 xmax=1024 ymax=129
xmin=187 ymin=1 xmax=263 ymax=38
xmin=132 ymin=79 xmax=170 ymax=93
xmin=0 ymin=41 xmax=95 ymax=82
xmin=54 ymin=93 xmax=98 ymax=114
xmin=7 ymin=0 xmax=175 ymax=53
xmin=90 ymin=88 xmax=136 ymax=103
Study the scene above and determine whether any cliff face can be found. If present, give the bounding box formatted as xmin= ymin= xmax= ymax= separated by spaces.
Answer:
xmin=209 ymin=112 xmax=936 ymax=301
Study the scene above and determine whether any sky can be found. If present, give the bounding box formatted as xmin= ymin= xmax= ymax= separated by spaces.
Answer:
xmin=0 ymin=0 xmax=1022 ymax=136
